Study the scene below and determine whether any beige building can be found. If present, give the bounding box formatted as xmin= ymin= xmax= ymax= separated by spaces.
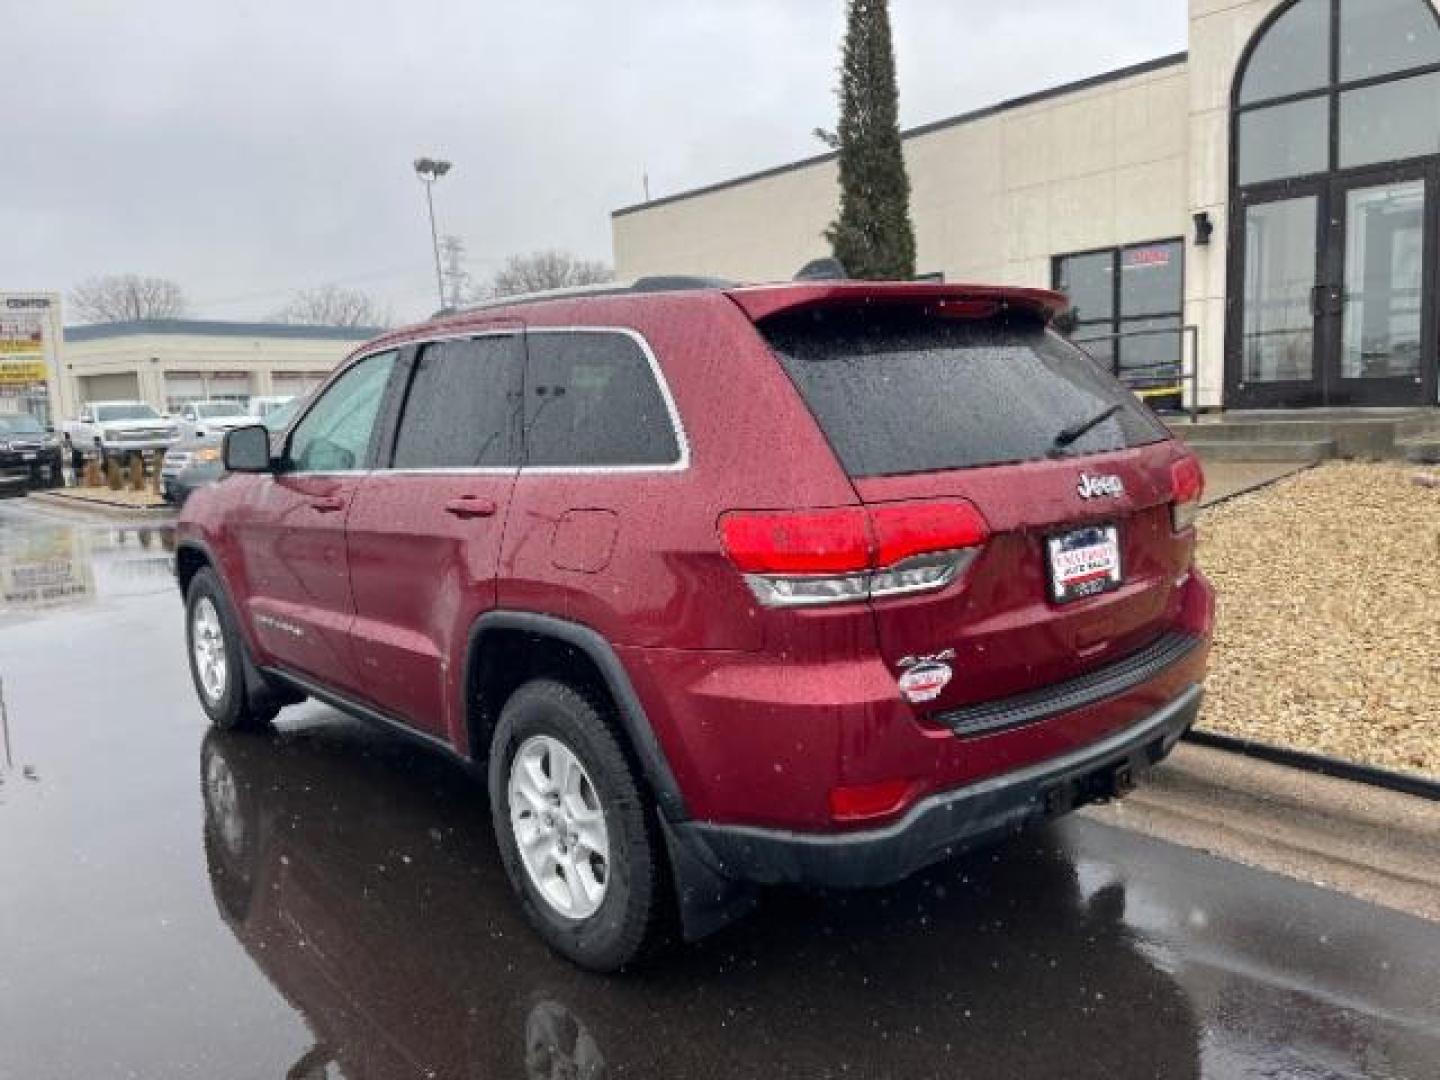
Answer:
xmin=614 ymin=0 xmax=1440 ymax=412
xmin=56 ymin=319 xmax=380 ymax=420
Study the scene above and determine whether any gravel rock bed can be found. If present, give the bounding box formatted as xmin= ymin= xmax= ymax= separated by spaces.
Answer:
xmin=1196 ymin=463 xmax=1440 ymax=778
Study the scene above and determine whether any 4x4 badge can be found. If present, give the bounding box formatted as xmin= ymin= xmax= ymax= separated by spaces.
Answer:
xmin=1077 ymin=473 xmax=1125 ymax=500
xmin=897 ymin=650 xmax=956 ymax=704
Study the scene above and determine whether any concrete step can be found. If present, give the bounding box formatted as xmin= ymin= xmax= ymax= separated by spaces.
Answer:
xmin=1178 ymin=437 xmax=1337 ymax=463
xmin=1173 ymin=420 xmax=1358 ymax=441
xmin=1397 ymin=412 xmax=1440 ymax=439
xmin=1169 ymin=409 xmax=1440 ymax=460
xmin=1398 ymin=436 xmax=1440 ymax=464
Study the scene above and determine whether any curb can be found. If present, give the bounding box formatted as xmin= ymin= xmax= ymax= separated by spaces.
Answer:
xmin=24 ymin=492 xmax=176 ymax=520
xmin=1183 ymin=729 xmax=1440 ymax=803
xmin=1198 ymin=461 xmax=1317 ymax=510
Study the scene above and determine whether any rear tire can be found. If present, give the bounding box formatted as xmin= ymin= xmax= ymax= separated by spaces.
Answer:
xmin=489 ymin=679 xmax=669 ymax=971
xmin=185 ymin=567 xmax=277 ymax=732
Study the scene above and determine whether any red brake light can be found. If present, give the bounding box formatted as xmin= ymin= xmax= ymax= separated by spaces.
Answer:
xmin=935 ymin=299 xmax=1002 ymax=319
xmin=1170 ymin=456 xmax=1204 ymax=532
xmin=828 ymin=779 xmax=919 ymax=823
xmin=1171 ymin=456 xmax=1204 ymax=504
xmin=719 ymin=501 xmax=991 ymax=607
xmin=870 ymin=501 xmax=990 ymax=566
xmin=718 ymin=507 xmax=872 ymax=575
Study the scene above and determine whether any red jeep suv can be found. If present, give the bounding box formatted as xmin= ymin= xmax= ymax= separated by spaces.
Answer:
xmin=175 ymin=278 xmax=1213 ymax=970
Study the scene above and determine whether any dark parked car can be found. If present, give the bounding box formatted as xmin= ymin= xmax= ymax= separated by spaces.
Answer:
xmin=160 ymin=434 xmax=225 ymax=506
xmin=175 ymin=278 xmax=1213 ymax=970
xmin=0 ymin=412 xmax=64 ymax=492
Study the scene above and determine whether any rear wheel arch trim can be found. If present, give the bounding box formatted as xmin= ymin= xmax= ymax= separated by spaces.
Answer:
xmin=464 ymin=611 xmax=689 ymax=822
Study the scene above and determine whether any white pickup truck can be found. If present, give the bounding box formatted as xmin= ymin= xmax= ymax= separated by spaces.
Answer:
xmin=175 ymin=399 xmax=256 ymax=440
xmin=62 ymin=401 xmax=181 ymax=462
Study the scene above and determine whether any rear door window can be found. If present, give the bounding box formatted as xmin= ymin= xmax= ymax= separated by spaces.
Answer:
xmin=390 ymin=335 xmax=523 ymax=468
xmin=522 ymin=331 xmax=681 ymax=467
xmin=760 ymin=308 xmax=1168 ymax=478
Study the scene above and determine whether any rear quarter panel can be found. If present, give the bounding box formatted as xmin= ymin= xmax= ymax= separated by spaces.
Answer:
xmin=497 ymin=293 xmax=861 ymax=652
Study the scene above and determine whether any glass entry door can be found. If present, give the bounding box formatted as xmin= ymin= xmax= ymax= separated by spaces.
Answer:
xmin=1229 ymin=165 xmax=1436 ymax=407
xmin=1329 ymin=171 xmax=1431 ymax=405
xmin=1231 ymin=191 xmax=1322 ymax=405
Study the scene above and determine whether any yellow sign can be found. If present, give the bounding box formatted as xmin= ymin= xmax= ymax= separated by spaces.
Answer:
xmin=0 ymin=360 xmax=47 ymax=385
xmin=0 ymin=335 xmax=42 ymax=355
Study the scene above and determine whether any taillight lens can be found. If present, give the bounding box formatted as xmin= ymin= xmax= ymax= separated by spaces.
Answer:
xmin=870 ymin=502 xmax=989 ymax=565
xmin=717 ymin=507 xmax=871 ymax=574
xmin=1170 ymin=456 xmax=1204 ymax=532
xmin=719 ymin=500 xmax=989 ymax=608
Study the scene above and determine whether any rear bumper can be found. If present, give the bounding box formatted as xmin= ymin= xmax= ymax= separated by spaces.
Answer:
xmin=673 ymin=683 xmax=1200 ymax=889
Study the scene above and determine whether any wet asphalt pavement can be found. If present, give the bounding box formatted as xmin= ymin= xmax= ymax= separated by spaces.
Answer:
xmin=1 ymin=499 xmax=1438 ymax=1079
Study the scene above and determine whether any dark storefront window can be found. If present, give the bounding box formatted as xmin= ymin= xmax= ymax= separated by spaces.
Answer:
xmin=1053 ymin=240 xmax=1184 ymax=407
xmin=1228 ymin=0 xmax=1440 ymax=408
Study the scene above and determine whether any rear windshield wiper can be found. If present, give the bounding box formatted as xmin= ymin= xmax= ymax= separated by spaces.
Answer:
xmin=1049 ymin=403 xmax=1121 ymax=457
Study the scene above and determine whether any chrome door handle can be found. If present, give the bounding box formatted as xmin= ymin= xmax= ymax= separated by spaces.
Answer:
xmin=444 ymin=496 xmax=498 ymax=519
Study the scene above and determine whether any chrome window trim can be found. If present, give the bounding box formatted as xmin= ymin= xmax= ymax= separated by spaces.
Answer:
xmin=345 ymin=324 xmax=691 ymax=477
xmin=380 ymin=467 xmax=518 ymax=477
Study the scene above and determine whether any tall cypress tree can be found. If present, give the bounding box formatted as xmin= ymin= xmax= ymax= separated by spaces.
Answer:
xmin=823 ymin=0 xmax=916 ymax=280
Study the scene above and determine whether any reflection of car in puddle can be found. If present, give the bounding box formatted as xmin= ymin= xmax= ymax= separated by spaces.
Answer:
xmin=200 ymin=726 xmax=1201 ymax=1079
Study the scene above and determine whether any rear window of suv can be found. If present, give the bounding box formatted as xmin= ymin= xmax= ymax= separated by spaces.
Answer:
xmin=760 ymin=307 xmax=1168 ymax=478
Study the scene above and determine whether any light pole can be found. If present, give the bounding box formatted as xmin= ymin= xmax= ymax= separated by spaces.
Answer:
xmin=413 ymin=156 xmax=452 ymax=310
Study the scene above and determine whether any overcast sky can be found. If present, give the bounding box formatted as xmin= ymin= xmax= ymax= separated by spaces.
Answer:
xmin=4 ymin=1 xmax=1186 ymax=325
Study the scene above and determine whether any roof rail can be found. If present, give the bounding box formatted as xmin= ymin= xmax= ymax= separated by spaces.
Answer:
xmin=441 ymin=275 xmax=737 ymax=319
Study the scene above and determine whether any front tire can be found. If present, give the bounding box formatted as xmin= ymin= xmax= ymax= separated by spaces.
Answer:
xmin=185 ymin=568 xmax=276 ymax=732
xmin=489 ymin=679 xmax=668 ymax=971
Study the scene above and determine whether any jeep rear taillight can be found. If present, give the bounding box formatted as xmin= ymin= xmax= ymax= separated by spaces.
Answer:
xmin=719 ymin=500 xmax=990 ymax=608
xmin=1170 ymin=455 xmax=1204 ymax=532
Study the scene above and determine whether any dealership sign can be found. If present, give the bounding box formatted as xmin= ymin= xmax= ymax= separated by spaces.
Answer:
xmin=0 ymin=293 xmax=55 ymax=386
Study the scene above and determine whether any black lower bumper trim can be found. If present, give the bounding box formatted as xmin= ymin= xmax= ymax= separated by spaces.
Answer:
xmin=675 ymin=684 xmax=1202 ymax=889
xmin=934 ymin=631 xmax=1202 ymax=738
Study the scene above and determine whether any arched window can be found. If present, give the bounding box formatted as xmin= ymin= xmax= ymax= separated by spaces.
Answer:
xmin=1234 ymin=0 xmax=1440 ymax=187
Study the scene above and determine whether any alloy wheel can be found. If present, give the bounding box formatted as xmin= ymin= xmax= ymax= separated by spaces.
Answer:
xmin=191 ymin=597 xmax=228 ymax=702
xmin=509 ymin=735 xmax=611 ymax=919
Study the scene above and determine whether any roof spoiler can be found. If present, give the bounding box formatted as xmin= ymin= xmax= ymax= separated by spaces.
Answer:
xmin=724 ymin=282 xmax=1068 ymax=324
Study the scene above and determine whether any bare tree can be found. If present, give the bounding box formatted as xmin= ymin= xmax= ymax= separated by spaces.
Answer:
xmin=269 ymin=285 xmax=390 ymax=328
xmin=70 ymin=274 xmax=187 ymax=323
xmin=486 ymin=250 xmax=612 ymax=299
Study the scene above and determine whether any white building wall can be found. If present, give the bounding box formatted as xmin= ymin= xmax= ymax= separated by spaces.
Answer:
xmin=614 ymin=61 xmax=1191 ymax=292
xmin=1185 ymin=0 xmax=1298 ymax=408
xmin=60 ymin=331 xmax=365 ymax=417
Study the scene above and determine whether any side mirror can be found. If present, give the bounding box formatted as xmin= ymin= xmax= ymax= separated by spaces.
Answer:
xmin=223 ymin=424 xmax=274 ymax=473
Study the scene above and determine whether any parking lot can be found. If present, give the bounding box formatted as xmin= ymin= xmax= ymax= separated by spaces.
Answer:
xmin=1 ymin=498 xmax=1437 ymax=1079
